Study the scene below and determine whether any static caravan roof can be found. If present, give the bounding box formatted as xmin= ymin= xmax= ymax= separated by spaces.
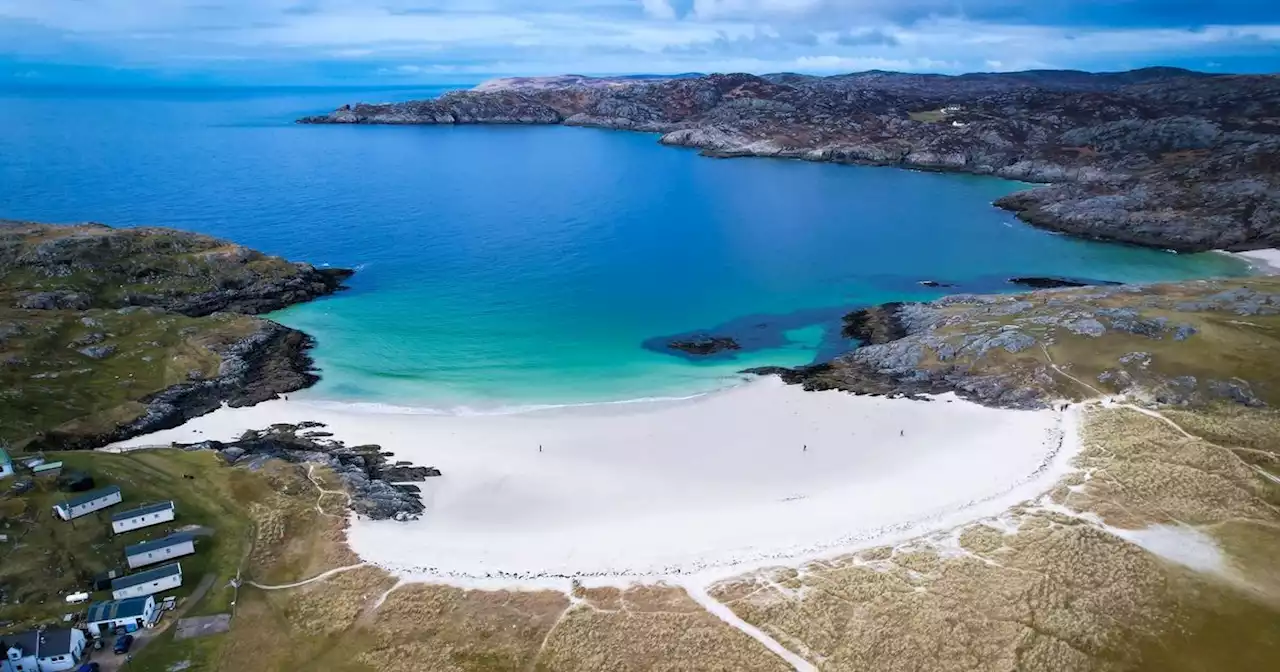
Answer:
xmin=32 ymin=461 xmax=63 ymax=473
xmin=63 ymin=485 xmax=121 ymax=509
xmin=0 ymin=628 xmax=77 ymax=657
xmin=87 ymin=596 xmax=152 ymax=622
xmin=125 ymin=532 xmax=195 ymax=557
xmin=111 ymin=563 xmax=181 ymax=590
xmin=111 ymin=500 xmax=174 ymax=523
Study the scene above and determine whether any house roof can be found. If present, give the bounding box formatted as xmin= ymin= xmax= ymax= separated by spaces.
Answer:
xmin=111 ymin=562 xmax=181 ymax=590
xmin=86 ymin=596 xmax=152 ymax=623
xmin=125 ymin=532 xmax=195 ymax=558
xmin=0 ymin=447 xmax=11 ymax=466
xmin=60 ymin=485 xmax=121 ymax=510
xmin=0 ymin=628 xmax=77 ymax=657
xmin=111 ymin=500 xmax=174 ymax=523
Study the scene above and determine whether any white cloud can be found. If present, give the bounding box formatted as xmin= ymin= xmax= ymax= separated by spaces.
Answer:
xmin=640 ymin=0 xmax=676 ymax=20
xmin=0 ymin=0 xmax=1275 ymax=80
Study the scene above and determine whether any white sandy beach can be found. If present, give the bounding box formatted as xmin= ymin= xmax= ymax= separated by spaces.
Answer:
xmin=1233 ymin=248 xmax=1280 ymax=275
xmin=114 ymin=378 xmax=1076 ymax=583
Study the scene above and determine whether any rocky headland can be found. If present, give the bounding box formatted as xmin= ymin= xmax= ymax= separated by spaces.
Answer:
xmin=178 ymin=422 xmax=441 ymax=520
xmin=0 ymin=221 xmax=353 ymax=450
xmin=748 ymin=277 xmax=1280 ymax=409
xmin=300 ymin=67 xmax=1280 ymax=253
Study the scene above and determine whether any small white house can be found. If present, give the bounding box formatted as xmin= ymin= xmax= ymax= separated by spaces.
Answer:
xmin=111 ymin=500 xmax=175 ymax=534
xmin=85 ymin=596 xmax=156 ymax=638
xmin=111 ymin=562 xmax=183 ymax=600
xmin=52 ymin=486 xmax=122 ymax=521
xmin=125 ymin=532 xmax=197 ymax=569
xmin=0 ymin=448 xmax=13 ymax=480
xmin=0 ymin=628 xmax=87 ymax=672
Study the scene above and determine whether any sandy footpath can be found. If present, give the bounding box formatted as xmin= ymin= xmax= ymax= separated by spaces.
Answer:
xmin=114 ymin=377 xmax=1074 ymax=583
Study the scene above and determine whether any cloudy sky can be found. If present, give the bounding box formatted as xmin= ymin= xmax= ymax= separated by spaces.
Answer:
xmin=0 ymin=0 xmax=1277 ymax=84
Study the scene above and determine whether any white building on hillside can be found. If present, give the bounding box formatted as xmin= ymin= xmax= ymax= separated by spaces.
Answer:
xmin=111 ymin=562 xmax=183 ymax=600
xmin=52 ymin=486 xmax=122 ymax=521
xmin=125 ymin=532 xmax=197 ymax=569
xmin=85 ymin=596 xmax=157 ymax=637
xmin=111 ymin=500 xmax=175 ymax=534
xmin=1 ymin=628 xmax=87 ymax=672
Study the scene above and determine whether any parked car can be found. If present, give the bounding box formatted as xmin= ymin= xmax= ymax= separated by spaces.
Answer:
xmin=76 ymin=663 xmax=101 ymax=672
xmin=113 ymin=634 xmax=134 ymax=654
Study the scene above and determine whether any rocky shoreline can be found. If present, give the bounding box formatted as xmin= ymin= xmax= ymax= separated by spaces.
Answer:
xmin=747 ymin=277 xmax=1280 ymax=409
xmin=178 ymin=422 xmax=441 ymax=520
xmin=300 ymin=68 xmax=1279 ymax=253
xmin=1 ymin=221 xmax=353 ymax=451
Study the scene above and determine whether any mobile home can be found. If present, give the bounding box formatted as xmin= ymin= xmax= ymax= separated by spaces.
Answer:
xmin=110 ymin=501 xmax=175 ymax=534
xmin=124 ymin=532 xmax=196 ymax=569
xmin=52 ymin=486 xmax=122 ymax=521
xmin=110 ymin=563 xmax=183 ymax=600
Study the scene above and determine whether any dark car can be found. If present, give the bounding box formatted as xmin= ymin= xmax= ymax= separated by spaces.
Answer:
xmin=77 ymin=663 xmax=101 ymax=672
xmin=113 ymin=634 xmax=134 ymax=654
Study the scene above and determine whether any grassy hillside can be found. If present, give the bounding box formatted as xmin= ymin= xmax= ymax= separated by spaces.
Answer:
xmin=0 ymin=221 xmax=350 ymax=450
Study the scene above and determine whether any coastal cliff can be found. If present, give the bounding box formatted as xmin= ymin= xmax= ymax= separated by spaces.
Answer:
xmin=0 ymin=221 xmax=352 ymax=450
xmin=299 ymin=68 xmax=1280 ymax=252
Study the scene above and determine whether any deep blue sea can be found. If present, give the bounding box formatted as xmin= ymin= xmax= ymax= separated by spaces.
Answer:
xmin=0 ymin=85 xmax=1251 ymax=408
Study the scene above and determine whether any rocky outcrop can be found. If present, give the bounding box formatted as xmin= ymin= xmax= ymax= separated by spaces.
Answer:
xmin=298 ymin=91 xmax=563 ymax=125
xmin=300 ymin=69 xmax=1280 ymax=252
xmin=668 ymin=335 xmax=741 ymax=355
xmin=177 ymin=423 xmax=442 ymax=520
xmin=1 ymin=221 xmax=352 ymax=317
xmin=746 ymin=277 xmax=1280 ymax=409
xmin=1009 ymin=277 xmax=1122 ymax=289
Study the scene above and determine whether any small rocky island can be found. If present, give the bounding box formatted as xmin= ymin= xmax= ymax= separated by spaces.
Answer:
xmin=0 ymin=221 xmax=353 ymax=451
xmin=668 ymin=335 xmax=742 ymax=355
xmin=300 ymin=68 xmax=1280 ymax=254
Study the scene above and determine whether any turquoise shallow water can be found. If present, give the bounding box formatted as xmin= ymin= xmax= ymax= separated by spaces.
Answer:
xmin=0 ymin=86 xmax=1251 ymax=408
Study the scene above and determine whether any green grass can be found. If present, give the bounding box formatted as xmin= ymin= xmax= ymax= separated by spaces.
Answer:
xmin=0 ymin=220 xmax=322 ymax=450
xmin=127 ymin=627 xmax=228 ymax=672
xmin=0 ymin=306 xmax=261 ymax=448
xmin=0 ymin=450 xmax=256 ymax=631
xmin=908 ymin=109 xmax=948 ymax=123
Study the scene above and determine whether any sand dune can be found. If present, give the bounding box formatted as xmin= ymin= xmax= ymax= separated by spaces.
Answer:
xmin=114 ymin=378 xmax=1077 ymax=583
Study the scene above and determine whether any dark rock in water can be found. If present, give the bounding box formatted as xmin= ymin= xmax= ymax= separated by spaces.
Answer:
xmin=1009 ymin=277 xmax=1122 ymax=289
xmin=669 ymin=335 xmax=741 ymax=355
xmin=742 ymin=363 xmax=835 ymax=388
xmin=918 ymin=280 xmax=956 ymax=288
xmin=841 ymin=303 xmax=907 ymax=343
xmin=176 ymin=423 xmax=441 ymax=521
